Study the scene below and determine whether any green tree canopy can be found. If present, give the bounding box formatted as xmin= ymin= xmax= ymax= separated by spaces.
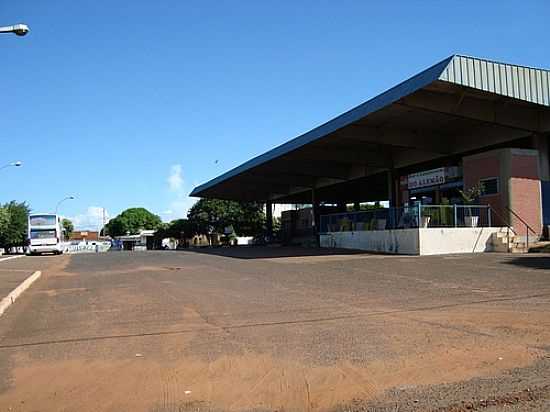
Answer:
xmin=162 ymin=219 xmax=194 ymax=238
xmin=154 ymin=219 xmax=197 ymax=245
xmin=105 ymin=207 xmax=162 ymax=237
xmin=0 ymin=207 xmax=10 ymax=237
xmin=187 ymin=199 xmax=265 ymax=237
xmin=62 ymin=218 xmax=74 ymax=239
xmin=0 ymin=201 xmax=30 ymax=249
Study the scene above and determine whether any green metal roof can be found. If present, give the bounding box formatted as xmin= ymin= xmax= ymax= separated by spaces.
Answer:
xmin=440 ymin=55 xmax=550 ymax=106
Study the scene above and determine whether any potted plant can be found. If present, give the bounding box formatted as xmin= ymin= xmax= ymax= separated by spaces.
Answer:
xmin=414 ymin=203 xmax=431 ymax=228
xmin=458 ymin=183 xmax=485 ymax=227
xmin=420 ymin=209 xmax=431 ymax=228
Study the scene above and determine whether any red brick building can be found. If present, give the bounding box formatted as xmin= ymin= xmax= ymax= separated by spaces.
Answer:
xmin=69 ymin=231 xmax=99 ymax=242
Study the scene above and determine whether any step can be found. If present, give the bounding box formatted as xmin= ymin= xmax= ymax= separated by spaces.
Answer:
xmin=490 ymin=235 xmax=524 ymax=245
xmin=491 ymin=238 xmax=513 ymax=245
xmin=494 ymin=232 xmax=513 ymax=239
xmin=490 ymin=240 xmax=525 ymax=248
xmin=491 ymin=239 xmax=527 ymax=249
xmin=491 ymin=244 xmax=528 ymax=253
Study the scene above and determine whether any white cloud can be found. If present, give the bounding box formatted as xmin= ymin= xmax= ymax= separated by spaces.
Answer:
xmin=168 ymin=164 xmax=184 ymax=192
xmin=169 ymin=197 xmax=194 ymax=219
xmin=69 ymin=206 xmax=110 ymax=231
xmin=163 ymin=164 xmax=196 ymax=221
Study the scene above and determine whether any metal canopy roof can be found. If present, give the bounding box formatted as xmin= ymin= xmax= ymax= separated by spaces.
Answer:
xmin=440 ymin=55 xmax=550 ymax=106
xmin=191 ymin=55 xmax=550 ymax=203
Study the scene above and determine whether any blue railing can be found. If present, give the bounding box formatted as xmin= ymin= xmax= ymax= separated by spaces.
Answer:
xmin=319 ymin=205 xmax=492 ymax=234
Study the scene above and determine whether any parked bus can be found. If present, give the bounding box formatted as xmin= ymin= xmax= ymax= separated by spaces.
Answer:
xmin=27 ymin=213 xmax=65 ymax=255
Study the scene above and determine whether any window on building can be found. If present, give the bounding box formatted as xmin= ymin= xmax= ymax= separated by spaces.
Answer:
xmin=480 ymin=177 xmax=499 ymax=195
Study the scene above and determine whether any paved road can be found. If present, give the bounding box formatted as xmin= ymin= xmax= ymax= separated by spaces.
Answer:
xmin=0 ymin=249 xmax=549 ymax=411
xmin=0 ymin=256 xmax=52 ymax=303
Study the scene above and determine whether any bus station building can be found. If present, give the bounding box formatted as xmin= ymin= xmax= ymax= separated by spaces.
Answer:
xmin=191 ymin=55 xmax=550 ymax=255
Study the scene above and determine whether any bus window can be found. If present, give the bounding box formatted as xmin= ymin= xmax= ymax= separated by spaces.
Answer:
xmin=30 ymin=229 xmax=57 ymax=239
xmin=29 ymin=215 xmax=57 ymax=226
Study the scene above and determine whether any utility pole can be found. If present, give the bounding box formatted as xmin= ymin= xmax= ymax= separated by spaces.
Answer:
xmin=102 ymin=208 xmax=106 ymax=236
xmin=55 ymin=196 xmax=75 ymax=215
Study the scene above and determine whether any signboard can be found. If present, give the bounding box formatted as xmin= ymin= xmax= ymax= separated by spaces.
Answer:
xmin=408 ymin=168 xmax=445 ymax=190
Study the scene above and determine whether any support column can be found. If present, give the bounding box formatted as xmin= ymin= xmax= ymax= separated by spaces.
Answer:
xmin=532 ymin=134 xmax=550 ymax=181
xmin=311 ymin=188 xmax=320 ymax=247
xmin=353 ymin=202 xmax=360 ymax=211
xmin=265 ymin=200 xmax=273 ymax=242
xmin=387 ymin=169 xmax=398 ymax=207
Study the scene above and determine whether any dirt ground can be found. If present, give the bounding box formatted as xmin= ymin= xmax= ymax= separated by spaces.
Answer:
xmin=0 ymin=249 xmax=549 ymax=411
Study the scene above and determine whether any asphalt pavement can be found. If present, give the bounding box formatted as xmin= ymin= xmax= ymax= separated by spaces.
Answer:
xmin=0 ymin=249 xmax=549 ymax=411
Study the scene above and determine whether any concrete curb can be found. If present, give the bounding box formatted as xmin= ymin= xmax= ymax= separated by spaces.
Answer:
xmin=0 ymin=255 xmax=25 ymax=263
xmin=0 ymin=270 xmax=42 ymax=318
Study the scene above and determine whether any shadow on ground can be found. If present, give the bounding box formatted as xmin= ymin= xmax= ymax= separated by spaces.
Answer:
xmin=183 ymin=245 xmax=368 ymax=259
xmin=504 ymin=255 xmax=550 ymax=270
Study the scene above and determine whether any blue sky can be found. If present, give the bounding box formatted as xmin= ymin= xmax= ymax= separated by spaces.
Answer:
xmin=1 ymin=1 xmax=549 ymax=229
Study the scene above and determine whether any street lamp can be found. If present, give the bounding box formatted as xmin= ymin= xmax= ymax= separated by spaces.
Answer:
xmin=55 ymin=196 xmax=75 ymax=215
xmin=0 ymin=160 xmax=22 ymax=171
xmin=0 ymin=23 xmax=30 ymax=36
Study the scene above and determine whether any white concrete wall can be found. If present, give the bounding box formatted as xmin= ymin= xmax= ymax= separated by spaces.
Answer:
xmin=320 ymin=229 xmax=419 ymax=255
xmin=419 ymin=227 xmax=504 ymax=255
xmin=321 ymin=227 xmax=507 ymax=255
xmin=65 ymin=241 xmax=111 ymax=254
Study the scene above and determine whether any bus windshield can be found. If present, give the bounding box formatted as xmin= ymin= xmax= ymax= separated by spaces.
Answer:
xmin=29 ymin=215 xmax=57 ymax=226
xmin=30 ymin=229 xmax=57 ymax=239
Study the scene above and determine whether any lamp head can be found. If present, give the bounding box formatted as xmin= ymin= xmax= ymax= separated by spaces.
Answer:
xmin=12 ymin=24 xmax=29 ymax=36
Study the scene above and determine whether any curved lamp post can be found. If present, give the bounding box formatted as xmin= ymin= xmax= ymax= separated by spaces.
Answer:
xmin=0 ymin=160 xmax=22 ymax=171
xmin=55 ymin=196 xmax=75 ymax=215
xmin=0 ymin=24 xmax=30 ymax=36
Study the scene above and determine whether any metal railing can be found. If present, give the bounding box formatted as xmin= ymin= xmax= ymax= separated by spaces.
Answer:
xmin=504 ymin=206 xmax=537 ymax=250
xmin=319 ymin=204 xmax=493 ymax=234
xmin=481 ymin=205 xmax=538 ymax=252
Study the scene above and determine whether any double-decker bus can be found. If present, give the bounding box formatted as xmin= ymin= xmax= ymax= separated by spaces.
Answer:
xmin=27 ymin=213 xmax=65 ymax=255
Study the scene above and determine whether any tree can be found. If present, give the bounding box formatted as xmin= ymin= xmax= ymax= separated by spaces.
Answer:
xmin=62 ymin=218 xmax=74 ymax=240
xmin=163 ymin=219 xmax=194 ymax=239
xmin=105 ymin=207 xmax=162 ymax=237
xmin=187 ymin=199 xmax=265 ymax=237
xmin=0 ymin=207 xmax=10 ymax=237
xmin=153 ymin=218 xmax=195 ymax=248
xmin=0 ymin=201 xmax=30 ymax=249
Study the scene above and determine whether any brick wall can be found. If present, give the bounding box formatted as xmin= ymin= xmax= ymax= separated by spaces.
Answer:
xmin=509 ymin=153 xmax=542 ymax=236
xmin=463 ymin=149 xmax=542 ymax=236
